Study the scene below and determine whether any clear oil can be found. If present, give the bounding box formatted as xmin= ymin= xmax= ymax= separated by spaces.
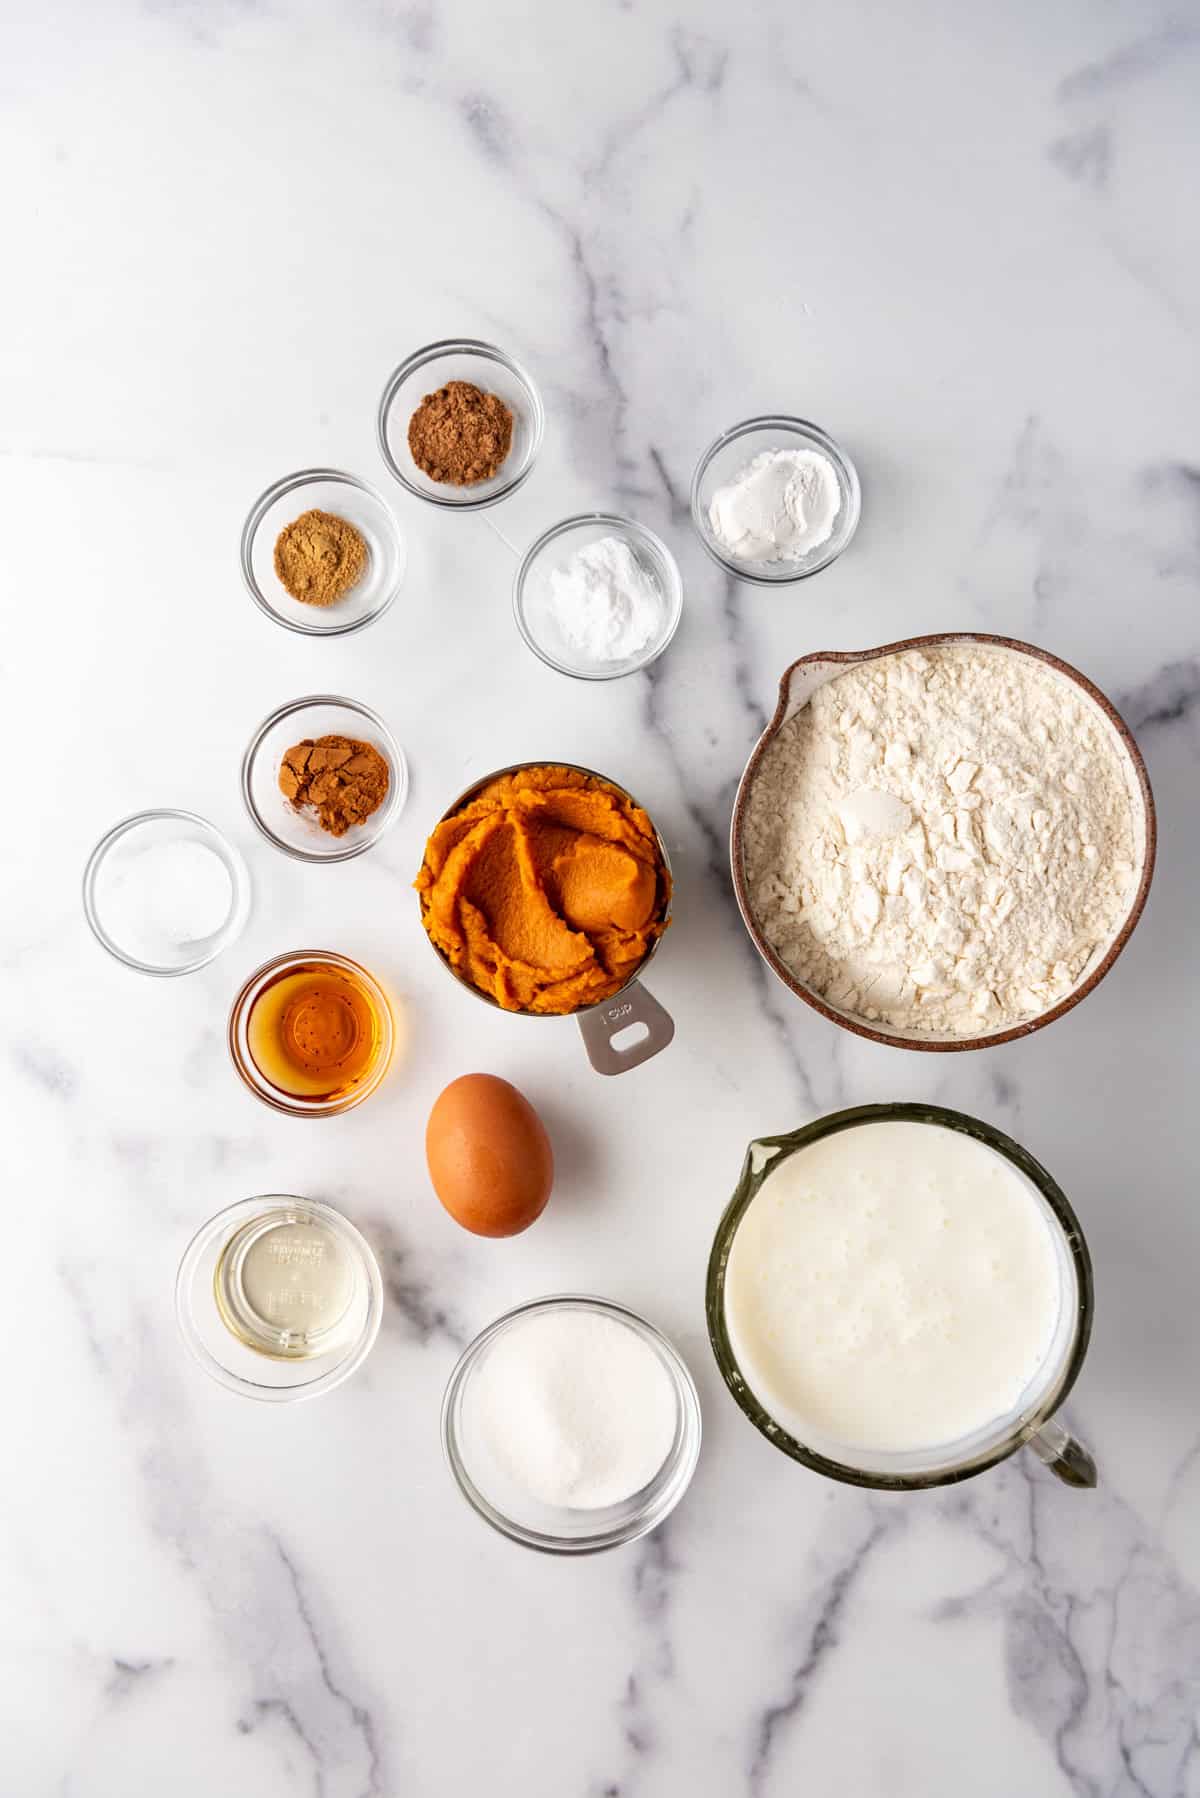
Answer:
xmin=214 ymin=1210 xmax=358 ymax=1360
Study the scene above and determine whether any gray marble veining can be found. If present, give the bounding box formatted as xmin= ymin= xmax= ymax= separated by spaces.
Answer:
xmin=5 ymin=0 xmax=1199 ymax=1792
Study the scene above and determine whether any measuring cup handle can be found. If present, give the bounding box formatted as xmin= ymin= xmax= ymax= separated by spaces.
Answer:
xmin=1026 ymin=1418 xmax=1097 ymax=1489
xmin=577 ymin=980 xmax=675 ymax=1076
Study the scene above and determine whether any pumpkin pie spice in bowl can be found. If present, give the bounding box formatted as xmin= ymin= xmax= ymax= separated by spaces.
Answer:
xmin=242 ymin=696 xmax=408 ymax=864
xmin=731 ymin=634 xmax=1156 ymax=1051
xmin=377 ymin=339 xmax=543 ymax=512
xmin=241 ymin=469 xmax=406 ymax=637
xmin=415 ymin=762 xmax=675 ymax=1075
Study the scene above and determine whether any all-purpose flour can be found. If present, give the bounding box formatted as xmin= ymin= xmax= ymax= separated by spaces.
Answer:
xmin=743 ymin=645 xmax=1140 ymax=1035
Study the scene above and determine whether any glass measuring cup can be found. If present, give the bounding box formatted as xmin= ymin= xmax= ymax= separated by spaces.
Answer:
xmin=706 ymin=1103 xmax=1096 ymax=1490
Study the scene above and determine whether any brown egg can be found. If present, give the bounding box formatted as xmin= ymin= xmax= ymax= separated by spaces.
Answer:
xmin=426 ymin=1074 xmax=554 ymax=1238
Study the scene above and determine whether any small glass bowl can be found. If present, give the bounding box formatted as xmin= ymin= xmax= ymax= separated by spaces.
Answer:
xmin=83 ymin=809 xmax=250 ymax=976
xmin=691 ymin=415 xmax=861 ymax=584
xmin=228 ymin=949 xmax=395 ymax=1117
xmin=176 ymin=1195 xmax=383 ymax=1402
xmin=377 ymin=338 xmax=543 ymax=511
xmin=242 ymin=695 xmax=408 ymax=864
xmin=241 ymin=468 xmax=406 ymax=636
xmin=513 ymin=513 xmax=683 ymax=681
xmin=442 ymin=1295 xmax=702 ymax=1554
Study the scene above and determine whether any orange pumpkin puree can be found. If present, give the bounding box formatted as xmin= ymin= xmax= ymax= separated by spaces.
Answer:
xmin=415 ymin=765 xmax=671 ymax=1015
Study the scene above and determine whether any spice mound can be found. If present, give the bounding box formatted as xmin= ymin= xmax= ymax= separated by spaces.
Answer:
xmin=279 ymin=735 xmax=390 ymax=838
xmin=273 ymin=509 xmax=367 ymax=607
xmin=415 ymin=764 xmax=671 ymax=1015
xmin=742 ymin=644 xmax=1141 ymax=1037
xmin=408 ymin=380 xmax=513 ymax=486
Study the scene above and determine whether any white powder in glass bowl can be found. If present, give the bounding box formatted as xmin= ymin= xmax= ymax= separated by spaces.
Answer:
xmin=544 ymin=535 xmax=664 ymax=664
xmin=463 ymin=1308 xmax=677 ymax=1510
xmin=96 ymin=837 xmax=234 ymax=963
xmin=709 ymin=448 xmax=841 ymax=564
xmin=742 ymin=644 xmax=1143 ymax=1036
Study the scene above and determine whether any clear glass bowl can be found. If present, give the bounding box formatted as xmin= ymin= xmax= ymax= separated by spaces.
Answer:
xmin=228 ymin=949 xmax=395 ymax=1117
xmin=83 ymin=809 xmax=250 ymax=976
xmin=442 ymin=1294 xmax=702 ymax=1554
xmin=241 ymin=468 xmax=406 ymax=636
xmin=241 ymin=695 xmax=408 ymax=863
xmin=513 ymin=513 xmax=683 ymax=681
xmin=691 ymin=415 xmax=861 ymax=584
xmin=377 ymin=338 xmax=543 ymax=510
xmin=176 ymin=1195 xmax=383 ymax=1402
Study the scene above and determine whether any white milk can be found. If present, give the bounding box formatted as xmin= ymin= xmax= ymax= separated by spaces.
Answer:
xmin=724 ymin=1121 xmax=1063 ymax=1456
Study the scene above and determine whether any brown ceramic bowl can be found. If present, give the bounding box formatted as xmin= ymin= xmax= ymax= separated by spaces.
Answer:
xmin=730 ymin=633 xmax=1156 ymax=1052
xmin=418 ymin=761 xmax=675 ymax=1076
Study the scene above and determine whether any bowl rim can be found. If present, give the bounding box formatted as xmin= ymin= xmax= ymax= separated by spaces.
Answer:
xmin=512 ymin=510 xmax=684 ymax=682
xmin=690 ymin=413 xmax=862 ymax=585
xmin=729 ymin=631 xmax=1158 ymax=1052
xmin=239 ymin=465 xmax=406 ymax=638
xmin=376 ymin=337 xmax=544 ymax=511
xmin=417 ymin=759 xmax=673 ymax=1017
xmin=82 ymin=807 xmax=250 ymax=976
xmin=241 ymin=693 xmax=408 ymax=864
xmin=441 ymin=1292 xmax=702 ymax=1554
xmin=227 ymin=948 xmax=395 ymax=1116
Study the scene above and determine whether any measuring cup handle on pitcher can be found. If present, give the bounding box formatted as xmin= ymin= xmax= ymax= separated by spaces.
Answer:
xmin=577 ymin=981 xmax=675 ymax=1076
xmin=1026 ymin=1417 xmax=1097 ymax=1489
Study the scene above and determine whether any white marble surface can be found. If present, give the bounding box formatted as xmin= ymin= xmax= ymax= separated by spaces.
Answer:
xmin=6 ymin=1 xmax=1200 ymax=1791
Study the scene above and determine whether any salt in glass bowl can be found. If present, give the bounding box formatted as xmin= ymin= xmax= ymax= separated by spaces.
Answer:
xmin=690 ymin=415 xmax=861 ymax=585
xmin=83 ymin=809 xmax=250 ymax=976
xmin=240 ymin=468 xmax=406 ymax=636
xmin=228 ymin=949 xmax=395 ymax=1117
xmin=442 ymin=1294 xmax=702 ymax=1554
xmin=513 ymin=512 xmax=683 ymax=681
xmin=175 ymin=1194 xmax=384 ymax=1403
xmin=241 ymin=694 xmax=408 ymax=864
xmin=377 ymin=338 xmax=543 ymax=511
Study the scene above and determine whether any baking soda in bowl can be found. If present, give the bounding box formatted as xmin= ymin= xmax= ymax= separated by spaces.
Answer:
xmin=724 ymin=1121 xmax=1065 ymax=1459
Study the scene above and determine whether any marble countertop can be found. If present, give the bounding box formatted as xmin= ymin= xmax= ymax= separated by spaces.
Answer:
xmin=8 ymin=1 xmax=1200 ymax=1792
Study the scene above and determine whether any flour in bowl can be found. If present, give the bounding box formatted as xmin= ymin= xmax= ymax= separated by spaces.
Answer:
xmin=742 ymin=644 xmax=1141 ymax=1036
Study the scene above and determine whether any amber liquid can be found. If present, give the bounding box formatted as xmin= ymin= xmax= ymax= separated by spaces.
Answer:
xmin=246 ymin=960 xmax=382 ymax=1101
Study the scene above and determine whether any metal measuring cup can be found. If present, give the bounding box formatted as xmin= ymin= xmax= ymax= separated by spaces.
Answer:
xmin=418 ymin=761 xmax=675 ymax=1076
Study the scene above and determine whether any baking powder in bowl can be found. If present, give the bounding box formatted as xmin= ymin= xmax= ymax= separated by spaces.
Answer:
xmin=709 ymin=448 xmax=840 ymax=563
xmin=544 ymin=535 xmax=664 ymax=664
xmin=461 ymin=1308 xmax=677 ymax=1509
xmin=743 ymin=643 xmax=1140 ymax=1035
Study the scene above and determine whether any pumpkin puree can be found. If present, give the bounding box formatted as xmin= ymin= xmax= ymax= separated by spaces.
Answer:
xmin=415 ymin=765 xmax=671 ymax=1015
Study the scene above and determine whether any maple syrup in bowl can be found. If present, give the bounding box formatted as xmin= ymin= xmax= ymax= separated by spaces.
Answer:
xmin=229 ymin=950 xmax=394 ymax=1116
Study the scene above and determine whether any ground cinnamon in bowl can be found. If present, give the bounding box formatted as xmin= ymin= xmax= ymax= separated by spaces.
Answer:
xmin=408 ymin=381 xmax=513 ymax=486
xmin=279 ymin=735 xmax=390 ymax=837
xmin=274 ymin=510 xmax=368 ymax=607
